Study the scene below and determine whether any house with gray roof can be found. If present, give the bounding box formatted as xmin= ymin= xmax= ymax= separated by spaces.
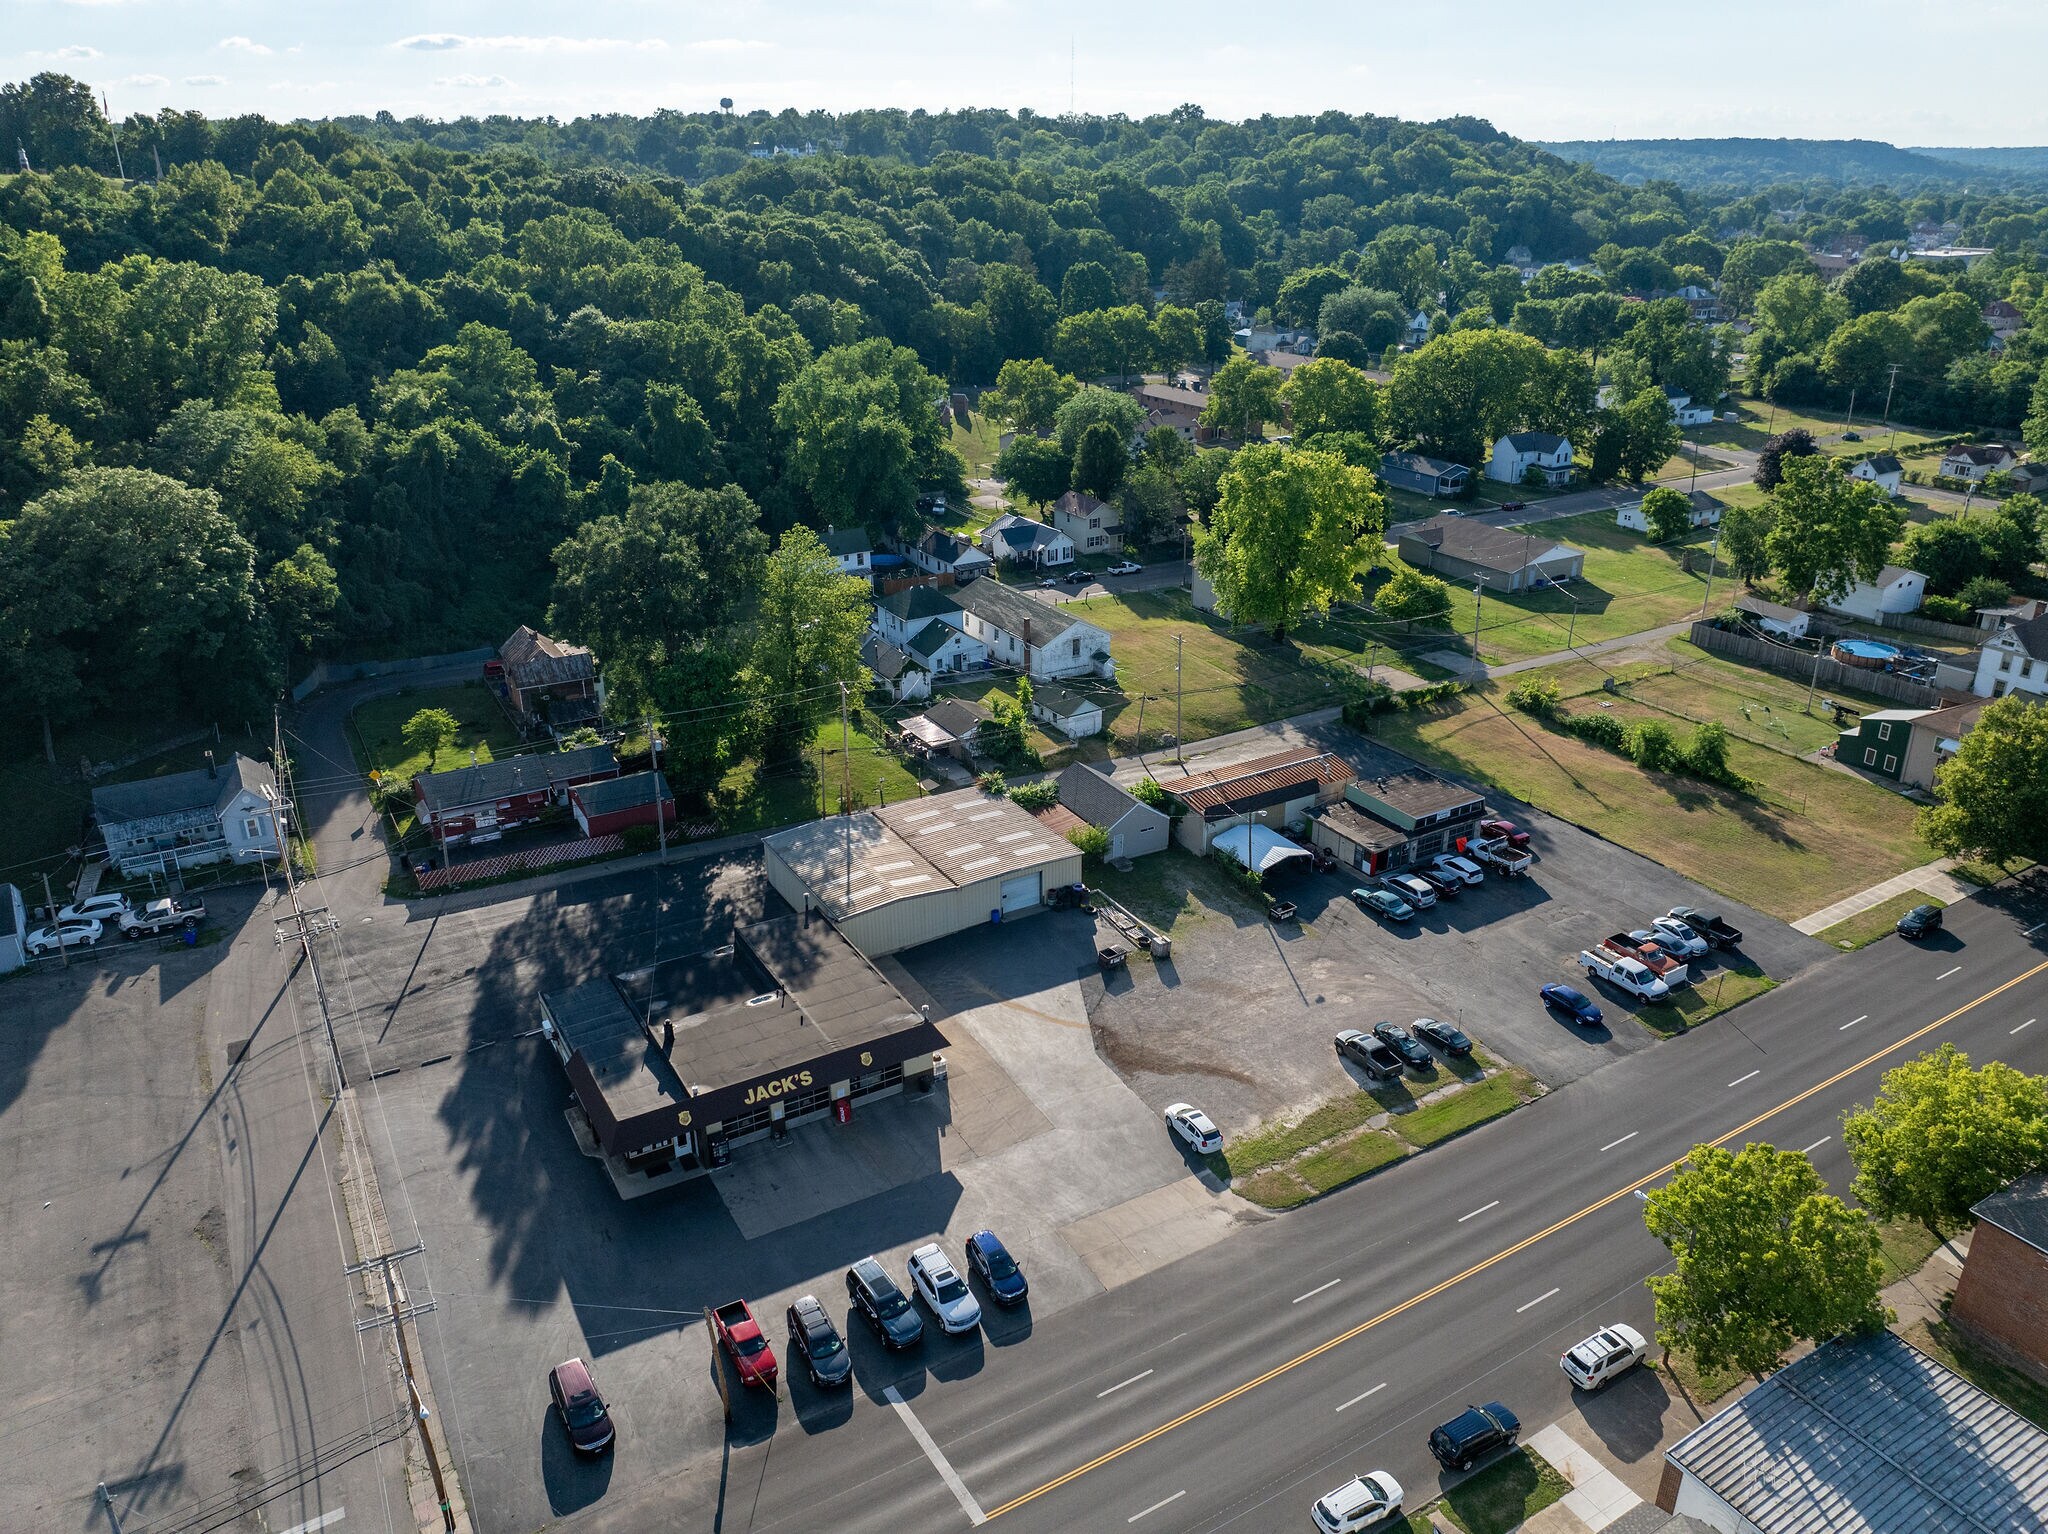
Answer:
xmin=1025 ymin=680 xmax=1105 ymax=740
xmin=1395 ymin=513 xmax=1586 ymax=593
xmin=861 ymin=634 xmax=930 ymax=703
xmin=1486 ymin=431 xmax=1574 ymax=486
xmin=1379 ymin=452 xmax=1471 ymax=499
xmin=1055 ymin=764 xmax=1168 ymax=858
xmin=821 ymin=526 xmax=872 ymax=577
xmin=901 ymin=526 xmax=992 ymax=581
xmin=93 ymin=753 xmax=284 ymax=877
xmin=979 ymin=513 xmax=1077 ymax=568
xmin=950 ymin=580 xmax=1115 ymax=682
xmin=873 ymin=584 xmax=967 ymax=648
xmin=1658 ymin=1328 xmax=2048 ymax=1534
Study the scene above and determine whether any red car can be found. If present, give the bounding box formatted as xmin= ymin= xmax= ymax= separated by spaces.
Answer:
xmin=1480 ymin=818 xmax=1530 ymax=849
xmin=712 ymin=1299 xmax=780 ymax=1389
xmin=547 ymin=1357 xmax=616 ymax=1455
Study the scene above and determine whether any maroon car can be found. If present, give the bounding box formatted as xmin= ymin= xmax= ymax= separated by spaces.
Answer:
xmin=1480 ymin=818 xmax=1531 ymax=849
xmin=548 ymin=1357 xmax=616 ymax=1455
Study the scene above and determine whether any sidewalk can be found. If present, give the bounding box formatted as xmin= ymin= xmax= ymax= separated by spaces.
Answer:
xmin=1518 ymin=1422 xmax=1644 ymax=1532
xmin=1791 ymin=857 xmax=1974 ymax=935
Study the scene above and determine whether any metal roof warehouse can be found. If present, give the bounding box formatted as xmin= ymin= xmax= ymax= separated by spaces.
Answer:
xmin=539 ymin=912 xmax=949 ymax=1192
xmin=761 ymin=786 xmax=1084 ymax=955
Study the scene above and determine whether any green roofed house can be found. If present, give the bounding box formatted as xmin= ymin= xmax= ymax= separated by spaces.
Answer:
xmin=1026 ymin=681 xmax=1105 ymax=739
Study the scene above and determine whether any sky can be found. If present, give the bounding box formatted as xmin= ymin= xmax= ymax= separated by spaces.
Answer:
xmin=11 ymin=0 xmax=2048 ymax=147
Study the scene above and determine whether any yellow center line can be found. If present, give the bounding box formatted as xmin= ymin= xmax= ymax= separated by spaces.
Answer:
xmin=983 ymin=956 xmax=2048 ymax=1520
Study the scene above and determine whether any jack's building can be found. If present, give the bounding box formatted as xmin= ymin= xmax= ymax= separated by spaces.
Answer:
xmin=540 ymin=912 xmax=949 ymax=1193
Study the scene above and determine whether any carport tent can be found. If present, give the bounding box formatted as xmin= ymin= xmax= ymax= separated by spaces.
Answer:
xmin=1211 ymin=823 xmax=1314 ymax=874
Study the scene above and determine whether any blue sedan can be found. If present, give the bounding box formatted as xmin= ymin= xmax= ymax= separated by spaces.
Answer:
xmin=964 ymin=1229 xmax=1029 ymax=1306
xmin=1541 ymin=983 xmax=1604 ymax=1026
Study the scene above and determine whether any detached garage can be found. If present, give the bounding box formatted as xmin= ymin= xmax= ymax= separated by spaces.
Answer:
xmin=570 ymin=771 xmax=675 ymax=837
xmin=761 ymin=787 xmax=1084 ymax=956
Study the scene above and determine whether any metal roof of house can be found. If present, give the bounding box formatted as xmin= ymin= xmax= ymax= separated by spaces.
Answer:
xmin=92 ymin=753 xmax=277 ymax=827
xmin=572 ymin=770 xmax=672 ymax=816
xmin=1158 ymin=747 xmax=1355 ymax=817
xmin=414 ymin=744 xmax=617 ymax=811
xmin=1663 ymin=1329 xmax=2048 ymax=1534
xmin=951 ymin=578 xmax=1084 ymax=643
xmin=1056 ymin=763 xmax=1154 ymax=829
xmin=1971 ymin=1171 xmax=2048 ymax=1255
xmin=1400 ymin=514 xmax=1578 ymax=575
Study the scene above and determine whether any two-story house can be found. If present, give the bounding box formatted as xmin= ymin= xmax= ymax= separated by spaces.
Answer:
xmin=979 ymin=513 xmax=1076 ymax=568
xmin=869 ymin=587 xmax=989 ymax=674
xmin=1487 ymin=432 xmax=1573 ymax=487
xmin=1129 ymin=383 xmax=1218 ymax=446
xmin=492 ymin=626 xmax=603 ymax=736
xmin=1826 ymin=565 xmax=1926 ymax=623
xmin=899 ymin=527 xmax=992 ymax=582
xmin=949 ymin=580 xmax=1114 ymax=682
xmin=93 ymin=753 xmax=285 ymax=877
xmin=1665 ymin=388 xmax=1717 ymax=427
xmin=1049 ymin=491 xmax=1122 ymax=557
xmin=1941 ymin=444 xmax=2019 ymax=482
xmin=822 ymin=526 xmax=873 ymax=578
xmin=1973 ymin=614 xmax=2048 ymax=700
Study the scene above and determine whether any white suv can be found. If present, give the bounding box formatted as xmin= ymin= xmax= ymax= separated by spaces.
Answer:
xmin=1561 ymin=1323 xmax=1648 ymax=1390
xmin=1429 ymin=854 xmax=1485 ymax=886
xmin=59 ymin=893 xmax=131 ymax=925
xmin=907 ymin=1244 xmax=982 ymax=1335
xmin=1312 ymin=1472 xmax=1405 ymax=1531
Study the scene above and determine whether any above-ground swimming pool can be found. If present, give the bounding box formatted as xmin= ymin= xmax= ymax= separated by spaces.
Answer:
xmin=1832 ymin=638 xmax=1903 ymax=669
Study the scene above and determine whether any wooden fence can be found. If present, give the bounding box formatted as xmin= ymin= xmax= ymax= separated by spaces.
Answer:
xmin=1686 ymin=621 xmax=1949 ymax=707
xmin=1873 ymin=610 xmax=1990 ymax=644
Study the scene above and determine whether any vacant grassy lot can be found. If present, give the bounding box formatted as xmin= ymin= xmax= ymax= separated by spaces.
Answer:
xmin=352 ymin=680 xmax=518 ymax=786
xmin=1688 ymin=398 xmax=1853 ymax=453
xmin=1091 ymin=846 xmax=1268 ymax=936
xmin=1368 ymin=674 xmax=1935 ymax=922
xmin=1438 ymin=1448 xmax=1571 ymax=1534
xmin=1655 ymin=961 xmax=1778 ymax=1034
xmin=1297 ymin=1130 xmax=1410 ymax=1195
xmin=714 ymin=720 xmax=927 ymax=833
xmin=1815 ymin=891 xmax=1945 ymax=951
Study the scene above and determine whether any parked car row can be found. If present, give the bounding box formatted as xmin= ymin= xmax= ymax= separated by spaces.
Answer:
xmin=1334 ymin=1018 xmax=1469 ymax=1079
xmin=1348 ymin=852 xmax=1493 ymax=924
xmin=25 ymin=892 xmax=208 ymax=956
xmin=1572 ymin=906 xmax=1743 ymax=1007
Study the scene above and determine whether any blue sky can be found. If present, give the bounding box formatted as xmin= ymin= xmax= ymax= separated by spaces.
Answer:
xmin=12 ymin=1 xmax=2047 ymax=145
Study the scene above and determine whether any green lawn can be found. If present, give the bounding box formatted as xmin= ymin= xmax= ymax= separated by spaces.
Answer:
xmin=352 ymin=680 xmax=518 ymax=786
xmin=1815 ymin=891 xmax=1946 ymax=951
xmin=1437 ymin=1448 xmax=1572 ymax=1534
xmin=1368 ymin=670 xmax=1936 ymax=922
xmin=1216 ymin=1091 xmax=1389 ymax=1181
xmin=1391 ymin=1071 xmax=1538 ymax=1147
xmin=1089 ymin=847 xmax=1268 ymax=936
xmin=1298 ymin=1129 xmax=1409 ymax=1194
xmin=1657 ymin=962 xmax=1777 ymax=1032
xmin=713 ymin=720 xmax=927 ymax=834
xmin=949 ymin=413 xmax=1004 ymax=480
xmin=1687 ymin=397 xmax=1855 ymax=453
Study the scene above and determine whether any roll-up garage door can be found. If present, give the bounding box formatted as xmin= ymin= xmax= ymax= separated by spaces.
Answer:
xmin=999 ymin=873 xmax=1042 ymax=913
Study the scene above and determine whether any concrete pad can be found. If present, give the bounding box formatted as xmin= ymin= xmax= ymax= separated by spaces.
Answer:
xmin=711 ymin=1087 xmax=952 ymax=1239
xmin=1059 ymin=1176 xmax=1246 ymax=1290
xmin=1530 ymin=1419 xmax=1646 ymax=1530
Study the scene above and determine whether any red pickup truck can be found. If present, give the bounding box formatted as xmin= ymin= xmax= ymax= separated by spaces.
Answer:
xmin=712 ymin=1299 xmax=779 ymax=1389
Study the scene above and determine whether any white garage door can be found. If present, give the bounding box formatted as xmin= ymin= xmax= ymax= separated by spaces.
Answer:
xmin=999 ymin=873 xmax=1042 ymax=914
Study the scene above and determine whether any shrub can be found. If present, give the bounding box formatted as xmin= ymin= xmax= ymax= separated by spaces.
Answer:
xmin=1682 ymin=721 xmax=1739 ymax=785
xmin=976 ymin=771 xmax=1009 ymax=796
xmin=1374 ymin=565 xmax=1455 ymax=625
xmin=1211 ymin=846 xmax=1267 ymax=900
xmin=1640 ymin=486 xmax=1693 ymax=543
xmin=1341 ymin=683 xmax=1397 ymax=726
xmin=1627 ymin=719 xmax=1683 ymax=772
xmin=1957 ymin=575 xmax=2012 ymax=612
xmin=1007 ymin=778 xmax=1059 ymax=810
xmin=1506 ymin=676 xmax=1562 ymax=717
xmin=621 ymin=824 xmax=658 ymax=853
xmin=1921 ymin=594 xmax=1973 ymax=625
xmin=1562 ymin=709 xmax=1629 ymax=750
xmin=1397 ymin=680 xmax=1466 ymax=710
xmin=1065 ymin=825 xmax=1111 ymax=860
xmin=1132 ymin=776 xmax=1170 ymax=809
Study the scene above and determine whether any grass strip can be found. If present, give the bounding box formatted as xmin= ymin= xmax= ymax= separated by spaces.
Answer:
xmin=1219 ymin=1092 xmax=1382 ymax=1179
xmin=1298 ymin=1130 xmax=1409 ymax=1195
xmin=1234 ymin=1167 xmax=1315 ymax=1210
xmin=1654 ymin=962 xmax=1777 ymax=1033
xmin=1391 ymin=1072 xmax=1534 ymax=1149
xmin=1436 ymin=1448 xmax=1571 ymax=1534
xmin=1899 ymin=1317 xmax=2048 ymax=1430
xmin=1815 ymin=891 xmax=1945 ymax=952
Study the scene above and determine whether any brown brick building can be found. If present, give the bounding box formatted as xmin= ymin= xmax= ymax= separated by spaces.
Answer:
xmin=1950 ymin=1171 xmax=2048 ymax=1381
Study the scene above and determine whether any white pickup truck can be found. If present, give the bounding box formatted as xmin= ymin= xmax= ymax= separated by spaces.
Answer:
xmin=1471 ymin=837 xmax=1532 ymax=877
xmin=119 ymin=897 xmax=208 ymax=939
xmin=1578 ymin=949 xmax=1672 ymax=1003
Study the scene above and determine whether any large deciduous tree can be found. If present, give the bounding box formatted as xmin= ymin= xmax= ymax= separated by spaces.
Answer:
xmin=1052 ymin=385 xmax=1144 ymax=456
xmin=1644 ymin=1142 xmax=1887 ymax=1380
xmin=746 ymin=525 xmax=872 ymax=762
xmin=1843 ymin=1044 xmax=2048 ymax=1238
xmin=1640 ymin=486 xmax=1693 ymax=542
xmin=984 ymin=358 xmax=1078 ymax=436
xmin=1200 ymin=354 xmax=1285 ymax=443
xmin=1388 ymin=328 xmax=1589 ymax=468
xmin=1072 ymin=420 xmax=1128 ymax=500
xmin=1918 ymin=693 xmax=2048 ymax=870
xmin=995 ymin=434 xmax=1071 ymax=507
xmin=1718 ymin=498 xmax=1777 ymax=584
xmin=774 ymin=338 xmax=960 ymax=539
xmin=1763 ymin=456 xmax=1902 ymax=605
xmin=1282 ymin=358 xmax=1382 ymax=443
xmin=1192 ymin=445 xmax=1384 ymax=641
xmin=1753 ymin=428 xmax=1820 ymax=491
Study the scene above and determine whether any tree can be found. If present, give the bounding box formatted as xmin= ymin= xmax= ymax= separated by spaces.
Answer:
xmin=1192 ymin=445 xmax=1385 ymax=641
xmin=1178 ymin=448 xmax=1231 ymax=518
xmin=402 ymin=707 xmax=460 ymax=768
xmin=1276 ymin=265 xmax=1352 ymax=328
xmin=1318 ymin=286 xmax=1409 ymax=355
xmin=995 ymin=435 xmax=1071 ymax=507
xmin=1596 ymin=388 xmax=1683 ymax=485
xmin=1918 ymin=693 xmax=2048 ymax=870
xmin=1718 ymin=497 xmax=1777 ymax=583
xmin=1072 ymin=420 xmax=1128 ymax=500
xmin=1388 ymin=328 xmax=1586 ymax=468
xmin=1114 ymin=462 xmax=1182 ymax=549
xmin=1718 ymin=240 xmax=1813 ymax=314
xmin=1058 ymin=261 xmax=1119 ymax=317
xmin=267 ymin=542 xmax=341 ymax=654
xmin=1764 ymin=456 xmax=1903 ymax=605
xmin=746 ymin=526 xmax=872 ymax=762
xmin=1052 ymin=385 xmax=1143 ymax=456
xmin=1282 ymin=358 xmax=1382 ymax=442
xmin=985 ymin=358 xmax=1078 ymax=436
xmin=1753 ymin=428 xmax=1819 ymax=491
xmin=1956 ymin=574 xmax=2013 ymax=612
xmin=1898 ymin=518 xmax=1995 ymax=596
xmin=1200 ymin=354 xmax=1284 ymax=444
xmin=1641 ymin=487 xmax=1693 ymax=543
xmin=775 ymin=338 xmax=957 ymax=538
xmin=1843 ymin=1044 xmax=2048 ymax=1238
xmin=1373 ymin=564 xmax=1453 ymax=627
xmin=1644 ymin=1142 xmax=1887 ymax=1380
xmin=2026 ymin=369 xmax=2048 ymax=461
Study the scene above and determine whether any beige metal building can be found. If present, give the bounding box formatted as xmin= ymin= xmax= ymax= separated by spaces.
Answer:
xmin=762 ymin=787 xmax=1085 ymax=955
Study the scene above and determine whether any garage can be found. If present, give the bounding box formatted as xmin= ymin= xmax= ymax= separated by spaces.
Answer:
xmin=1000 ymin=873 xmax=1042 ymax=914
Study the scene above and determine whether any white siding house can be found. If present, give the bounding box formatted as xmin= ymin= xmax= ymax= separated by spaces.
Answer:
xmin=950 ymin=581 xmax=1114 ymax=682
xmin=92 ymin=754 xmax=284 ymax=877
xmin=1050 ymin=491 xmax=1121 ymax=556
xmin=1972 ymin=614 xmax=2048 ymax=699
xmin=1849 ymin=453 xmax=1904 ymax=497
xmin=980 ymin=513 xmax=1077 ymax=567
xmin=822 ymin=526 xmax=872 ymax=577
xmin=1826 ymin=565 xmax=1926 ymax=622
xmin=1487 ymin=432 xmax=1573 ymax=486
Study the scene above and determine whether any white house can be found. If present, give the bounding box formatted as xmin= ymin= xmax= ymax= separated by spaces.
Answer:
xmin=1487 ymin=432 xmax=1573 ymax=487
xmin=1849 ymin=453 xmax=1904 ymax=498
xmin=92 ymin=753 xmax=285 ymax=878
xmin=822 ymin=526 xmax=872 ymax=578
xmin=901 ymin=527 xmax=992 ymax=581
xmin=872 ymin=585 xmax=968 ymax=648
xmin=1734 ymin=593 xmax=1811 ymax=640
xmin=1617 ymin=490 xmax=1721 ymax=533
xmin=861 ymin=634 xmax=930 ymax=703
xmin=979 ymin=513 xmax=1076 ymax=568
xmin=1403 ymin=310 xmax=1433 ymax=347
xmin=1050 ymin=490 xmax=1122 ymax=556
xmin=1665 ymin=388 xmax=1717 ymax=427
xmin=950 ymin=580 xmax=1115 ymax=682
xmin=1055 ymin=764 xmax=1169 ymax=859
xmin=1826 ymin=564 xmax=1927 ymax=622
xmin=902 ymin=618 xmax=987 ymax=677
xmin=1027 ymin=681 xmax=1105 ymax=740
xmin=1972 ymin=613 xmax=2048 ymax=699
xmin=1941 ymin=443 xmax=2019 ymax=481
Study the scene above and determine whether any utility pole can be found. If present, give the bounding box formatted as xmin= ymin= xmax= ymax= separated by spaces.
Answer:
xmin=1566 ymin=593 xmax=1581 ymax=651
xmin=1803 ymin=633 xmax=1826 ymax=715
xmin=350 ymin=1244 xmax=455 ymax=1532
xmin=648 ymin=714 xmax=667 ymax=862
xmin=1842 ymin=387 xmax=1857 ymax=436
xmin=839 ymin=682 xmax=853 ymax=904
xmin=41 ymin=871 xmax=67 ymax=969
xmin=102 ymin=93 xmax=124 ymax=180
xmin=1880 ymin=362 xmax=1901 ymax=448
xmin=1173 ymin=633 xmax=1184 ymax=766
xmin=1470 ymin=582 xmax=1484 ymax=681
xmin=271 ymin=704 xmax=345 ymax=1088
xmin=1700 ymin=524 xmax=1723 ymax=615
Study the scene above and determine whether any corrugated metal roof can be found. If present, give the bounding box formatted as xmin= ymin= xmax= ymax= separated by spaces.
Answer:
xmin=414 ymin=744 xmax=617 ymax=811
xmin=1157 ymin=747 xmax=1354 ymax=816
xmin=1664 ymin=1330 xmax=2048 ymax=1534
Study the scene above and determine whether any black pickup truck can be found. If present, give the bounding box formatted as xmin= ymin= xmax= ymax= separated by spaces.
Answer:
xmin=1666 ymin=905 xmax=1741 ymax=949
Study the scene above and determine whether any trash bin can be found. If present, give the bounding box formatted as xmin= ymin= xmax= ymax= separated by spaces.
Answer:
xmin=183 ymin=927 xmax=199 ymax=947
xmin=1149 ymin=934 xmax=1171 ymax=961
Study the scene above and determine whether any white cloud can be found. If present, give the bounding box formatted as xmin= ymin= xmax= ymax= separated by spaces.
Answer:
xmin=182 ymin=74 xmax=226 ymax=87
xmin=688 ymin=38 xmax=772 ymax=53
xmin=435 ymin=73 xmax=510 ymax=88
xmin=30 ymin=44 xmax=102 ymax=60
xmin=219 ymin=36 xmax=272 ymax=55
xmin=119 ymin=73 xmax=169 ymax=87
xmin=394 ymin=33 xmax=667 ymax=54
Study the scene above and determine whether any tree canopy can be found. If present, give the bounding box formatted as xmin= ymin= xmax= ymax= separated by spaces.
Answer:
xmin=1192 ymin=444 xmax=1385 ymax=640
xmin=1918 ymin=693 xmax=2048 ymax=869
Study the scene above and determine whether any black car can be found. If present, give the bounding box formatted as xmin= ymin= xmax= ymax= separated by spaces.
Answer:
xmin=964 ymin=1229 xmax=1029 ymax=1305
xmin=1429 ymin=1401 xmax=1520 ymax=1471
xmin=1415 ymin=868 xmax=1464 ymax=901
xmin=547 ymin=1357 xmax=616 ymax=1455
xmin=1372 ymin=1021 xmax=1435 ymax=1070
xmin=1062 ymin=568 xmax=1094 ymax=585
xmin=847 ymin=1257 xmax=926 ymax=1349
xmin=1896 ymin=903 xmax=1944 ymax=939
xmin=1412 ymin=1018 xmax=1473 ymax=1058
xmin=786 ymin=1294 xmax=854 ymax=1387
xmin=1335 ymin=1029 xmax=1405 ymax=1080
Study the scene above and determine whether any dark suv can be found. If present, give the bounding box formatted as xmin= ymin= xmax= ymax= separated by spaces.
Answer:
xmin=1429 ymin=1401 xmax=1519 ymax=1471
xmin=847 ymin=1256 xmax=926 ymax=1350
xmin=1896 ymin=903 xmax=1944 ymax=939
xmin=786 ymin=1294 xmax=854 ymax=1387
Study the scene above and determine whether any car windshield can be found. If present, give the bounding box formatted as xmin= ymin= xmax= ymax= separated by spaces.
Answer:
xmin=985 ymin=1250 xmax=1018 ymax=1280
xmin=565 ymin=1397 xmax=607 ymax=1428
xmin=735 ymin=1333 xmax=768 ymax=1356
xmin=877 ymin=1290 xmax=911 ymax=1318
xmin=934 ymin=1275 xmax=967 ymax=1303
xmin=809 ymin=1329 xmax=843 ymax=1358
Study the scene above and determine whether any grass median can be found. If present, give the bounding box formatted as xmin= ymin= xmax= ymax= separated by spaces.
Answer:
xmin=1815 ymin=892 xmax=1945 ymax=951
xmin=1436 ymin=1448 xmax=1571 ymax=1534
xmin=1652 ymin=961 xmax=1777 ymax=1033
xmin=1389 ymin=1070 xmax=1540 ymax=1148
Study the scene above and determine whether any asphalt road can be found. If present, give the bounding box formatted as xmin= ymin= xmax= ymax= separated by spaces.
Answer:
xmin=530 ymin=881 xmax=2048 ymax=1533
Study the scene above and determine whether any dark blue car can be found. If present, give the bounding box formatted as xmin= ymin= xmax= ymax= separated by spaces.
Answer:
xmin=964 ymin=1229 xmax=1029 ymax=1305
xmin=1541 ymin=983 xmax=1604 ymax=1026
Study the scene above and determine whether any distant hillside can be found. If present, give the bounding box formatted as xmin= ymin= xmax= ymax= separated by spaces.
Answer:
xmin=1540 ymin=136 xmax=2044 ymax=190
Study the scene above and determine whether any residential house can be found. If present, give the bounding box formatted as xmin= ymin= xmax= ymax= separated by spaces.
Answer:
xmin=1233 ymin=326 xmax=1315 ymax=355
xmin=897 ymin=698 xmax=987 ymax=764
xmin=0 ymin=883 xmax=28 ymax=974
xmin=1825 ymin=564 xmax=1926 ymax=622
xmin=1972 ymin=612 xmax=2048 ymax=699
xmin=861 ymin=634 xmax=930 ymax=703
xmin=1026 ymin=681 xmax=1104 ymax=740
xmin=1975 ymin=596 xmax=2048 ymax=631
xmin=1155 ymin=747 xmax=1355 ymax=856
xmin=901 ymin=527 xmax=992 ymax=582
xmin=1898 ymin=698 xmax=1987 ymax=790
xmin=1049 ymin=490 xmax=1122 ymax=557
xmin=1837 ymin=706 xmax=1929 ymax=782
xmin=873 ymin=585 xmax=968 ymax=648
xmin=1617 ymin=490 xmax=1721 ymax=533
xmin=822 ymin=526 xmax=873 ymax=578
xmin=1949 ymin=1171 xmax=2048 ymax=1382
xmin=1673 ymin=284 xmax=1722 ymax=323
xmin=950 ymin=579 xmax=1115 ymax=682
xmin=1130 ymin=383 xmax=1217 ymax=445
xmin=1054 ymin=764 xmax=1169 ymax=859
xmin=1486 ymin=432 xmax=1573 ymax=486
xmin=1664 ymin=388 xmax=1717 ymax=427
xmin=902 ymin=615 xmax=988 ymax=678
xmin=1655 ymin=1329 xmax=2048 ymax=1533
xmin=1848 ymin=452 xmax=1904 ymax=497
xmin=93 ymin=753 xmax=284 ymax=877
xmin=1983 ymin=299 xmax=2024 ymax=344
xmin=1396 ymin=513 xmax=1586 ymax=593
xmin=569 ymin=771 xmax=675 ymax=838
xmin=412 ymin=743 xmax=619 ymax=847
xmin=1940 ymin=443 xmax=2018 ymax=481
xmin=2007 ymin=460 xmax=2048 ymax=495
xmin=1310 ymin=769 xmax=1486 ymax=876
xmin=493 ymin=626 xmax=602 ymax=735
xmin=1733 ymin=593 xmax=1810 ymax=640
xmin=1379 ymin=452 xmax=1471 ymax=499
xmin=1402 ymin=310 xmax=1432 ymax=347
xmin=979 ymin=513 xmax=1076 ymax=568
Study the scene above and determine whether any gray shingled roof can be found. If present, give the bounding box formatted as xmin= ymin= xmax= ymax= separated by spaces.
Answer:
xmin=951 ymin=578 xmax=1083 ymax=643
xmin=920 ymin=699 xmax=988 ymax=739
xmin=1971 ymin=1171 xmax=2048 ymax=1254
xmin=92 ymin=753 xmax=277 ymax=827
xmin=860 ymin=634 xmax=916 ymax=680
xmin=2001 ymin=612 xmax=2048 ymax=661
xmin=877 ymin=586 xmax=962 ymax=623
xmin=1055 ymin=763 xmax=1151 ymax=828
xmin=822 ymin=527 xmax=871 ymax=557
xmin=905 ymin=623 xmax=969 ymax=660
xmin=1663 ymin=1330 xmax=2048 ymax=1534
xmin=414 ymin=744 xmax=618 ymax=812
xmin=1503 ymin=431 xmax=1568 ymax=454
